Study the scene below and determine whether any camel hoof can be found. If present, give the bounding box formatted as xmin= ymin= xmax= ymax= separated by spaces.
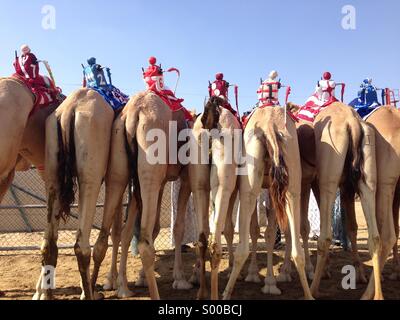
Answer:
xmin=173 ymin=279 xmax=193 ymax=290
xmin=33 ymin=290 xmax=52 ymax=300
xmin=32 ymin=292 xmax=41 ymax=300
xmin=276 ymin=273 xmax=292 ymax=283
xmin=103 ymin=276 xmax=118 ymax=291
xmin=135 ymin=276 xmax=148 ymax=288
xmin=261 ymin=284 xmax=282 ymax=296
xmin=117 ymin=287 xmax=134 ymax=299
xmin=245 ymin=273 xmax=261 ymax=283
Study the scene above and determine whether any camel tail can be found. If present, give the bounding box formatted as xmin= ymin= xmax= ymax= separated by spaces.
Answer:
xmin=264 ymin=124 xmax=289 ymax=232
xmin=56 ymin=112 xmax=77 ymax=221
xmin=342 ymin=119 xmax=365 ymax=199
xmin=124 ymin=110 xmax=142 ymax=213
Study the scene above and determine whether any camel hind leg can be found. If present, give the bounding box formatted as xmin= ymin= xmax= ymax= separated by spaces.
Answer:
xmin=245 ymin=208 xmax=261 ymax=283
xmin=137 ymin=166 xmax=166 ymax=300
xmin=190 ymin=162 xmax=211 ymax=300
xmin=103 ymin=208 xmax=123 ymax=291
xmin=91 ymin=113 xmax=128 ymax=294
xmin=311 ymin=125 xmax=348 ymax=298
xmin=357 ymin=122 xmax=383 ymax=300
xmin=116 ymin=197 xmax=138 ymax=298
xmin=74 ymin=111 xmax=113 ymax=300
xmin=341 ymin=192 xmax=368 ymax=284
xmin=224 ymin=187 xmax=238 ymax=278
xmin=33 ymin=114 xmax=61 ymax=300
xmin=390 ymin=181 xmax=400 ymax=281
xmin=262 ymin=203 xmax=282 ymax=295
xmin=223 ymin=136 xmax=264 ymax=300
xmin=172 ymin=176 xmax=193 ymax=290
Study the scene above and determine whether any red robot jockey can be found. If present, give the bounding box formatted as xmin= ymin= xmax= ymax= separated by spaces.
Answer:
xmin=298 ymin=72 xmax=345 ymax=122
xmin=143 ymin=56 xmax=193 ymax=122
xmin=208 ymin=73 xmax=239 ymax=117
xmin=13 ymin=44 xmax=61 ymax=107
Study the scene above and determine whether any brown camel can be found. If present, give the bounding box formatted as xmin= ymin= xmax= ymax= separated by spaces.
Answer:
xmin=223 ymin=106 xmax=314 ymax=300
xmin=0 ymin=77 xmax=61 ymax=296
xmin=188 ymin=96 xmax=241 ymax=300
xmin=33 ymin=88 xmax=114 ymax=300
xmin=346 ymin=106 xmax=400 ymax=299
xmin=91 ymin=91 xmax=193 ymax=300
xmin=310 ymin=102 xmax=382 ymax=300
xmin=0 ymin=78 xmax=57 ymax=200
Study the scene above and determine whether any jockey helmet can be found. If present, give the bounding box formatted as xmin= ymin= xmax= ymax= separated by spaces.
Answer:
xmin=216 ymin=73 xmax=224 ymax=81
xmin=21 ymin=44 xmax=31 ymax=55
xmin=363 ymin=78 xmax=372 ymax=84
xmin=269 ymin=70 xmax=278 ymax=80
xmin=323 ymin=72 xmax=332 ymax=80
xmin=149 ymin=56 xmax=157 ymax=65
xmin=88 ymin=57 xmax=97 ymax=66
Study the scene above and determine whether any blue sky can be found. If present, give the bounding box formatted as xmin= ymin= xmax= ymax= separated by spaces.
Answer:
xmin=1 ymin=0 xmax=399 ymax=113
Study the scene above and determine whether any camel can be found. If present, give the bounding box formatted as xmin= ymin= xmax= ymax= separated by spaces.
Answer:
xmin=0 ymin=77 xmax=57 ymax=200
xmin=223 ymin=106 xmax=314 ymax=300
xmin=309 ymin=102 xmax=382 ymax=300
xmin=33 ymin=88 xmax=115 ymax=300
xmin=90 ymin=91 xmax=193 ymax=300
xmin=0 ymin=77 xmax=61 ymax=296
xmin=345 ymin=106 xmax=400 ymax=299
xmin=188 ymin=96 xmax=241 ymax=300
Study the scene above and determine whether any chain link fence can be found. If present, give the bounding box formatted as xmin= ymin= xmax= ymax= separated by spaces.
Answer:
xmin=0 ymin=169 xmax=177 ymax=251
xmin=0 ymin=169 xmax=297 ymax=253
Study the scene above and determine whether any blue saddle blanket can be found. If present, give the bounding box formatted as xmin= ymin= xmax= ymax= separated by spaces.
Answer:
xmin=90 ymin=85 xmax=129 ymax=110
xmin=349 ymin=84 xmax=381 ymax=119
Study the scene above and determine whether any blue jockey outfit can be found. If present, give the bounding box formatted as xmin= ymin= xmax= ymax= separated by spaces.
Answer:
xmin=349 ymin=79 xmax=381 ymax=118
xmin=83 ymin=57 xmax=129 ymax=110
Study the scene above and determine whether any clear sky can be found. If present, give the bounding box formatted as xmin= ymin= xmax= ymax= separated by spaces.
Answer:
xmin=1 ymin=0 xmax=399 ymax=113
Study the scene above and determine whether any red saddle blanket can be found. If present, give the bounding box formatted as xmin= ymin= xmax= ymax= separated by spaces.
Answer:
xmin=12 ymin=73 xmax=61 ymax=117
xmin=150 ymin=89 xmax=193 ymax=122
xmin=297 ymin=95 xmax=338 ymax=122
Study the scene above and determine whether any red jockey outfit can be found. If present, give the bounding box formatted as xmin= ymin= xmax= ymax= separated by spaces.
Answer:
xmin=257 ymin=71 xmax=282 ymax=107
xmin=13 ymin=45 xmax=60 ymax=109
xmin=209 ymin=73 xmax=237 ymax=115
xmin=298 ymin=72 xmax=338 ymax=122
xmin=143 ymin=57 xmax=193 ymax=121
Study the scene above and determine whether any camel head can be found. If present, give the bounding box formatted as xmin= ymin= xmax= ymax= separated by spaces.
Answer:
xmin=286 ymin=102 xmax=301 ymax=115
xmin=201 ymin=96 xmax=222 ymax=130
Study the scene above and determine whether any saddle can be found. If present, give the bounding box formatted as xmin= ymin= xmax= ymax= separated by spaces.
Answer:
xmin=10 ymin=74 xmax=64 ymax=117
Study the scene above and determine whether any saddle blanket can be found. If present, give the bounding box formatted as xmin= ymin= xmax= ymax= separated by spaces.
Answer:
xmin=12 ymin=73 xmax=61 ymax=117
xmin=91 ymin=85 xmax=129 ymax=111
xmin=297 ymin=95 xmax=338 ymax=122
xmin=349 ymin=98 xmax=381 ymax=119
xmin=362 ymin=106 xmax=384 ymax=121
xmin=150 ymin=89 xmax=193 ymax=122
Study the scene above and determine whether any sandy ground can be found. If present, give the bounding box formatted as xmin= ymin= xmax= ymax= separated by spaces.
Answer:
xmin=0 ymin=203 xmax=399 ymax=300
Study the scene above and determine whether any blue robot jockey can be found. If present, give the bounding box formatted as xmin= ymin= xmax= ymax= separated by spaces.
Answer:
xmin=349 ymin=78 xmax=384 ymax=119
xmin=82 ymin=57 xmax=129 ymax=111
